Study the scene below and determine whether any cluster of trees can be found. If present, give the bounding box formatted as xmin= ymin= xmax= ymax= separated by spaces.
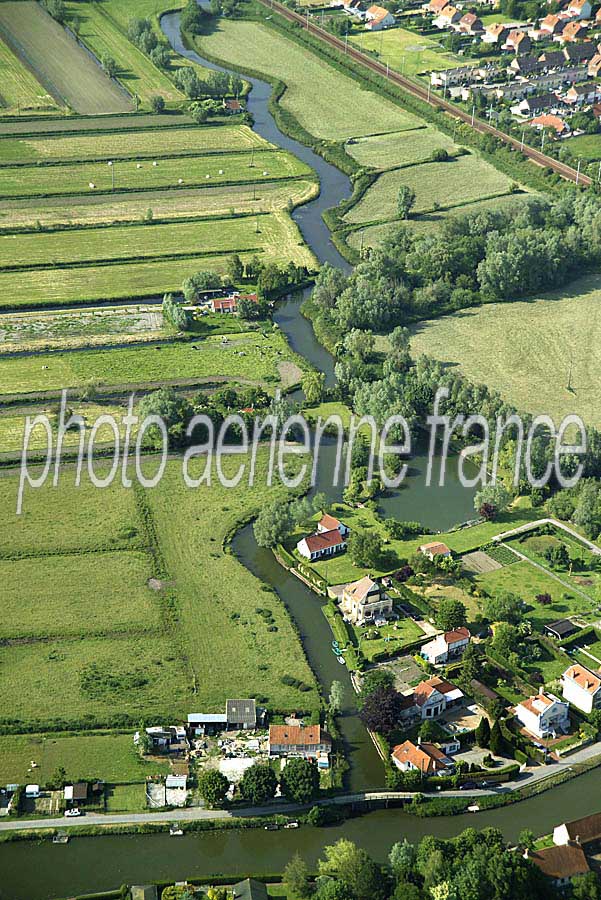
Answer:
xmin=41 ymin=0 xmax=66 ymax=24
xmin=174 ymin=67 xmax=243 ymax=100
xmin=549 ymin=480 xmax=601 ymax=540
xmin=254 ymin=487 xmax=330 ymax=548
xmin=197 ymin=757 xmax=320 ymax=807
xmin=181 ymin=260 xmax=309 ymax=307
xmin=127 ymin=17 xmax=171 ymax=70
xmin=162 ymin=293 xmax=192 ymax=332
xmin=283 ymin=829 xmax=565 ymax=900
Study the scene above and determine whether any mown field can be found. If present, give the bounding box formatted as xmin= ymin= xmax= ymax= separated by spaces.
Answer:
xmin=0 ymin=401 xmax=141 ymax=452
xmin=410 ymin=273 xmax=601 ymax=428
xmin=344 ymin=153 xmax=514 ymax=225
xmin=0 ymin=179 xmax=318 ymax=229
xmin=346 ymin=127 xmax=457 ymax=170
xmin=0 ymin=306 xmax=164 ymax=350
xmin=0 ymin=35 xmax=57 ymax=114
xmin=351 ymin=25 xmax=471 ymax=79
xmin=0 ymin=1 xmax=133 ymax=114
xmin=195 ymin=18 xmax=418 ymax=140
xmin=0 ymin=330 xmax=304 ymax=395
xmin=567 ymin=134 xmax=601 ymax=162
xmin=0 ymin=149 xmax=309 ymax=199
xmin=0 ymin=112 xmax=192 ymax=136
xmin=0 ymin=123 xmax=269 ymax=163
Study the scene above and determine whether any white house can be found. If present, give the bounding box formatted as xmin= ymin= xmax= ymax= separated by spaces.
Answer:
xmin=420 ymin=626 xmax=470 ymax=666
xmin=515 ymin=690 xmax=570 ymax=739
xmin=317 ymin=513 xmax=350 ymax=538
xmin=365 ymin=4 xmax=395 ymax=29
xmin=566 ymin=0 xmax=592 ymax=20
xmin=419 ymin=541 xmax=452 ymax=561
xmin=400 ymin=676 xmax=464 ymax=722
xmin=339 ymin=575 xmax=392 ymax=626
xmin=391 ymin=739 xmax=454 ymax=776
xmin=296 ymin=528 xmax=347 ymax=561
xmin=554 ymin=812 xmax=601 ymax=847
xmin=561 ymin=663 xmax=601 ymax=713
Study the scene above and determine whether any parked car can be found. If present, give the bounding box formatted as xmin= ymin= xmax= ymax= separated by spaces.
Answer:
xmin=459 ymin=781 xmax=477 ymax=791
xmin=64 ymin=808 xmax=82 ymax=817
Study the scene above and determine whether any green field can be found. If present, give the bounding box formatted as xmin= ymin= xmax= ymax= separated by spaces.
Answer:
xmin=64 ymin=0 xmax=184 ymax=105
xmin=410 ymin=273 xmax=601 ymax=428
xmin=351 ymin=25 xmax=471 ymax=79
xmin=0 ymin=401 xmax=141 ymax=453
xmin=195 ymin=18 xmax=419 ymax=140
xmin=346 ymin=127 xmax=457 ymax=170
xmin=0 ymin=1 xmax=133 ymax=114
xmin=0 ymin=306 xmax=164 ymax=350
xmin=344 ymin=154 xmax=513 ymax=225
xmin=0 ymin=330 xmax=304 ymax=395
xmin=0 ymin=551 xmax=159 ymax=639
xmin=0 ymin=36 xmax=57 ymax=114
xmin=566 ymin=134 xmax=601 ymax=162
xmin=0 ymin=732 xmax=169 ymax=784
xmin=0 ymin=149 xmax=309 ymax=199
xmin=0 ymin=123 xmax=269 ymax=163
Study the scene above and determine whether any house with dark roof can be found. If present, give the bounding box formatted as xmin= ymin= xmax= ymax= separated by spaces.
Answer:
xmin=565 ymin=82 xmax=601 ymax=104
xmin=226 ymin=698 xmax=257 ymax=730
xmin=544 ymin=618 xmax=579 ymax=640
xmin=564 ymin=41 xmax=596 ymax=63
xmin=527 ymin=845 xmax=589 ymax=888
xmin=512 ymin=91 xmax=561 ymax=115
xmin=232 ymin=880 xmax=270 ymax=900
xmin=554 ymin=811 xmax=601 ymax=847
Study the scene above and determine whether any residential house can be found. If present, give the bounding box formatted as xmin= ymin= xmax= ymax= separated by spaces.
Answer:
xmin=135 ymin=725 xmax=188 ymax=753
xmin=529 ymin=113 xmax=570 ymax=135
xmin=588 ymin=53 xmax=601 ymax=77
xmin=527 ymin=845 xmax=590 ymax=889
xmin=341 ymin=0 xmax=366 ymax=17
xmin=223 ymin=98 xmax=243 ymax=114
xmin=431 ymin=65 xmax=481 ymax=86
xmin=558 ymin=21 xmax=589 ymax=43
xmin=391 ymin=739 xmax=455 ymax=775
xmin=64 ymin=783 xmax=88 ymax=805
xmin=538 ymin=49 xmax=568 ymax=68
xmin=512 ymin=91 xmax=561 ymax=116
xmin=297 ymin=527 xmax=348 ymax=561
xmin=540 ymin=14 xmax=565 ymax=36
xmin=339 ymin=575 xmax=393 ymax=625
xmin=434 ymin=5 xmax=462 ymax=28
xmin=564 ymin=41 xmax=596 ymax=63
xmin=508 ymin=55 xmax=545 ymax=76
xmin=317 ymin=513 xmax=350 ymax=538
xmin=419 ymin=541 xmax=451 ymax=561
xmin=365 ymin=4 xmax=395 ymax=29
xmin=504 ymin=29 xmax=531 ymax=54
xmin=544 ymin=618 xmax=580 ymax=640
xmin=420 ymin=626 xmax=470 ymax=666
xmin=554 ymin=811 xmax=601 ymax=847
xmin=457 ymin=12 xmax=483 ymax=35
xmin=425 ymin=0 xmax=449 ymax=12
xmin=400 ymin=676 xmax=464 ymax=722
xmin=566 ymin=0 xmax=592 ymax=20
xmin=514 ymin=690 xmax=570 ymax=739
xmin=268 ymin=724 xmax=332 ymax=758
xmin=565 ymin=81 xmax=600 ymax=104
xmin=232 ymin=880 xmax=270 ymax=900
xmin=483 ymin=23 xmax=510 ymax=44
xmin=226 ymin=699 xmax=257 ymax=730
xmin=211 ymin=292 xmax=259 ymax=314
xmin=561 ymin=663 xmax=601 ymax=713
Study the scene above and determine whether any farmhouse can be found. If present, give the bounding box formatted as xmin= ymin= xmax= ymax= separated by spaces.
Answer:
xmin=419 ymin=541 xmax=451 ymax=561
xmin=554 ymin=811 xmax=601 ymax=847
xmin=211 ymin=292 xmax=259 ymax=314
xmin=527 ymin=845 xmax=590 ymax=888
xmin=400 ymin=676 xmax=464 ymax=722
xmin=339 ymin=575 xmax=393 ymax=626
xmin=391 ymin=739 xmax=454 ymax=775
xmin=561 ymin=663 xmax=601 ymax=713
xmin=365 ymin=5 xmax=395 ymax=29
xmin=64 ymin=782 xmax=89 ymax=804
xmin=420 ymin=626 xmax=470 ymax=666
xmin=296 ymin=527 xmax=348 ymax=561
xmin=268 ymin=724 xmax=331 ymax=758
xmin=514 ymin=690 xmax=570 ymax=739
xmin=317 ymin=513 xmax=350 ymax=537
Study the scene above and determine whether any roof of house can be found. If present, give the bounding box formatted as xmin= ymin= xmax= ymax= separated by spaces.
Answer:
xmin=530 ymin=844 xmax=589 ymax=880
xmin=541 ymin=13 xmax=563 ymax=30
xmin=564 ymin=41 xmax=596 ymax=60
xmin=439 ymin=4 xmax=459 ymax=17
xmin=545 ymin=618 xmax=579 ymax=637
xmin=460 ymin=12 xmax=481 ymax=25
xmin=560 ymin=812 xmax=601 ymax=843
xmin=414 ymin=676 xmax=461 ymax=705
xmin=486 ymin=23 xmax=509 ymax=36
xmin=366 ymin=4 xmax=391 ymax=22
xmin=517 ymin=692 xmax=559 ymax=717
xmin=569 ymin=0 xmax=590 ymax=10
xmin=233 ymin=880 xmax=270 ymax=900
xmin=269 ymin=724 xmax=331 ymax=746
xmin=303 ymin=528 xmax=346 ymax=553
xmin=562 ymin=663 xmax=601 ymax=693
xmin=568 ymin=82 xmax=594 ymax=94
xmin=529 ymin=114 xmax=569 ymax=133
xmin=392 ymin=740 xmax=451 ymax=774
xmin=226 ymin=698 xmax=256 ymax=726
xmin=428 ymin=0 xmax=449 ymax=10
xmin=344 ymin=575 xmax=380 ymax=602
xmin=319 ymin=513 xmax=344 ymax=531
xmin=419 ymin=541 xmax=451 ymax=555
xmin=213 ymin=296 xmax=237 ymax=312
xmin=563 ymin=21 xmax=588 ymax=39
xmin=522 ymin=92 xmax=559 ymax=109
xmin=538 ymin=49 xmax=566 ymax=66
xmin=589 ymin=53 xmax=601 ymax=69
xmin=225 ymin=98 xmax=242 ymax=111
xmin=507 ymin=29 xmax=528 ymax=43
xmin=67 ymin=782 xmax=88 ymax=801
xmin=445 ymin=626 xmax=470 ymax=644
xmin=188 ymin=713 xmax=228 ymax=724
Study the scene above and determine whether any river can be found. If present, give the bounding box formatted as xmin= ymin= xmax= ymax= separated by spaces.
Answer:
xmin=0 ymin=9 xmax=575 ymax=899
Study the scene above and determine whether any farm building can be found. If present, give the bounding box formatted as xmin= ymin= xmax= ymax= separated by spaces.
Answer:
xmin=297 ymin=528 xmax=348 ymax=561
xmin=268 ymin=724 xmax=331 ymax=758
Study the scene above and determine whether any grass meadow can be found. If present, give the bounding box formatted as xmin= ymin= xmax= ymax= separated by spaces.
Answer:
xmin=346 ymin=127 xmax=457 ymax=170
xmin=0 ymin=1 xmax=133 ymax=114
xmin=0 ymin=36 xmax=57 ymax=114
xmin=351 ymin=25 xmax=471 ymax=80
xmin=0 ymin=401 xmax=141 ymax=453
xmin=410 ymin=273 xmax=601 ymax=428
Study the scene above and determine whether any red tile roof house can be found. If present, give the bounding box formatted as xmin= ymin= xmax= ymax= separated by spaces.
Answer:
xmin=483 ymin=23 xmax=510 ymax=44
xmin=588 ymin=53 xmax=601 ymax=76
xmin=504 ymin=29 xmax=532 ymax=54
xmin=557 ymin=20 xmax=589 ymax=42
xmin=365 ymin=4 xmax=396 ymax=30
xmin=317 ymin=513 xmax=350 ymax=538
xmin=296 ymin=527 xmax=348 ymax=561
xmin=420 ymin=626 xmax=471 ymax=665
xmin=526 ymin=845 xmax=590 ymax=889
xmin=399 ymin=676 xmax=464 ymax=722
xmin=540 ymin=14 xmax=565 ymax=36
xmin=211 ymin=292 xmax=259 ymax=314
xmin=529 ymin=113 xmax=570 ymax=135
xmin=457 ymin=12 xmax=484 ymax=35
xmin=566 ymin=0 xmax=592 ymax=20
xmin=419 ymin=540 xmax=451 ymax=561
xmin=424 ymin=0 xmax=449 ymax=13
xmin=268 ymin=724 xmax=332 ymax=759
xmin=434 ymin=4 xmax=462 ymax=27
xmin=391 ymin=739 xmax=455 ymax=776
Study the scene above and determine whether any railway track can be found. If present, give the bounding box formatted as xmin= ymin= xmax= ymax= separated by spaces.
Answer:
xmin=258 ymin=0 xmax=591 ymax=187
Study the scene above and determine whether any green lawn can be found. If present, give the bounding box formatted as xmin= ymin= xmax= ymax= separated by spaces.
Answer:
xmin=0 ymin=551 xmax=159 ymax=640
xmin=105 ymin=782 xmax=146 ymax=811
xmin=344 ymin=154 xmax=513 ymax=225
xmin=410 ymin=273 xmax=601 ymax=429
xmin=0 ymin=36 xmax=57 ymax=114
xmin=567 ymin=134 xmax=601 ymax=162
xmin=355 ymin=616 xmax=424 ymax=662
xmin=0 ymin=123 xmax=269 ymax=163
xmin=0 ymin=149 xmax=309 ymax=199
xmin=0 ymin=330 xmax=304 ymax=396
xmin=351 ymin=25 xmax=471 ymax=79
xmin=346 ymin=127 xmax=457 ymax=170
xmin=194 ymin=19 xmax=419 ymax=141
xmin=0 ymin=732 xmax=168 ymax=784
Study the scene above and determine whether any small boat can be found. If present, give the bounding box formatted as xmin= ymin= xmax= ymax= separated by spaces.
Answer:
xmin=264 ymin=823 xmax=279 ymax=830
xmin=337 ymin=655 xmax=346 ymax=665
xmin=331 ymin=640 xmax=340 ymax=650
xmin=467 ymin=804 xmax=480 ymax=813
xmin=169 ymin=824 xmax=184 ymax=836
xmin=285 ymin=821 xmax=299 ymax=829
xmin=52 ymin=832 xmax=69 ymax=844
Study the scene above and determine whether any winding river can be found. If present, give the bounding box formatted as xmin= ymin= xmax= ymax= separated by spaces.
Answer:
xmin=0 ymin=10 xmax=592 ymax=899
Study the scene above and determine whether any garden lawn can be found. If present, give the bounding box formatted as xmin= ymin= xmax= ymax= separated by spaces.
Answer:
xmin=344 ymin=154 xmax=513 ymax=224
xmin=0 ymin=330 xmax=304 ymax=396
xmin=0 ymin=149 xmax=309 ymax=198
xmin=345 ymin=127 xmax=457 ymax=170
xmin=410 ymin=273 xmax=601 ymax=429
xmin=0 ymin=1 xmax=133 ymax=114
xmin=0 ymin=732 xmax=168 ymax=784
xmin=0 ymin=36 xmax=57 ymax=114
xmin=144 ymin=453 xmax=320 ymax=712
xmin=351 ymin=26 xmax=471 ymax=79
xmin=0 ymin=124 xmax=269 ymax=163
xmin=0 ymin=634 xmax=190 ymax=728
xmin=0 ymin=551 xmax=159 ymax=640
xmin=105 ymin=783 xmax=146 ymax=811
xmin=355 ymin=616 xmax=425 ymax=662
xmin=194 ymin=19 xmax=419 ymax=140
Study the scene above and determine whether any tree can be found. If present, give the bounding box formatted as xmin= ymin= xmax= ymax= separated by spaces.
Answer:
xmin=280 ymin=757 xmax=320 ymax=804
xmin=227 ymin=253 xmax=244 ymax=282
xmin=151 ymin=94 xmax=166 ymax=114
xmin=239 ymin=763 xmax=277 ymax=805
xmin=419 ymin=719 xmax=437 ymax=741
xmin=329 ymin=679 xmax=345 ymax=714
xmin=312 ymin=263 xmax=348 ymax=311
xmin=190 ymin=102 xmax=209 ymax=124
xmin=253 ymin=498 xmax=294 ymax=548
xmin=435 ymin=598 xmax=467 ymax=632
xmin=51 ymin=766 xmax=68 ymax=789
xmin=389 ymin=838 xmax=416 ymax=880
xmin=475 ymin=716 xmax=490 ymax=749
xmin=101 ymin=54 xmax=118 ymax=78
xmin=397 ymin=185 xmax=416 ymax=220
xmin=572 ymin=872 xmax=601 ymax=900
xmin=180 ymin=0 xmax=207 ymax=33
xmin=518 ymin=828 xmax=535 ymax=851
xmin=303 ymin=369 xmax=325 ymax=405
xmin=359 ymin=685 xmax=402 ymax=735
xmin=162 ymin=293 xmax=191 ymax=331
xmin=474 ymin=483 xmax=510 ymax=519
xmin=483 ymin=591 xmax=522 ymax=624
xmin=489 ymin=719 xmax=504 ymax=757
xmin=348 ymin=530 xmax=381 ymax=568
xmin=198 ymin=770 xmax=229 ymax=807
xmin=318 ymin=839 xmax=386 ymax=900
xmin=137 ymin=387 xmax=193 ymax=448
xmin=284 ymin=853 xmax=312 ymax=900
xmin=182 ymin=269 xmax=222 ymax=302
xmin=360 ymin=667 xmax=394 ymax=698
